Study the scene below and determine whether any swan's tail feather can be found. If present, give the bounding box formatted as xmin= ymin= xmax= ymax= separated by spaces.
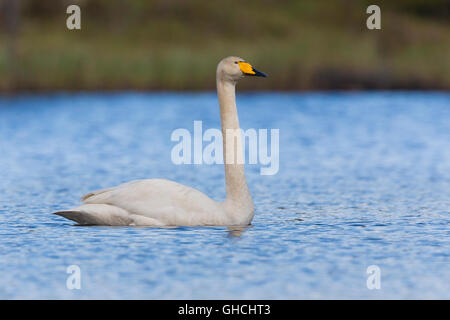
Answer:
xmin=53 ymin=210 xmax=98 ymax=225
xmin=53 ymin=204 xmax=133 ymax=226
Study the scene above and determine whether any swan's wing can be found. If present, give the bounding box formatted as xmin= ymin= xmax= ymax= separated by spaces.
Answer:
xmin=81 ymin=188 xmax=112 ymax=202
xmin=81 ymin=179 xmax=221 ymax=225
xmin=81 ymin=180 xmax=141 ymax=201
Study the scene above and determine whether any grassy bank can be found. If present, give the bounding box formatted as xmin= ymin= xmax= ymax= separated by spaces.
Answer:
xmin=0 ymin=0 xmax=449 ymax=92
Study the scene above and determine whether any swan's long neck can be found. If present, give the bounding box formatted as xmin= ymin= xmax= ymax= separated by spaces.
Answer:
xmin=217 ymin=78 xmax=253 ymax=215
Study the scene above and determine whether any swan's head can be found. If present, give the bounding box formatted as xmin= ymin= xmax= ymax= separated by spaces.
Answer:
xmin=217 ymin=56 xmax=267 ymax=83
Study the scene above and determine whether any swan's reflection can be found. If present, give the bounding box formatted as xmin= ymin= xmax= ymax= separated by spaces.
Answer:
xmin=226 ymin=225 xmax=252 ymax=238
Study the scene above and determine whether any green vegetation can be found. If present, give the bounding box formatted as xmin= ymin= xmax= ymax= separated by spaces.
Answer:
xmin=0 ymin=0 xmax=449 ymax=91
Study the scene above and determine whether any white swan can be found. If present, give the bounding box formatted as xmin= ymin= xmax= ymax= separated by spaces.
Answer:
xmin=54 ymin=56 xmax=267 ymax=226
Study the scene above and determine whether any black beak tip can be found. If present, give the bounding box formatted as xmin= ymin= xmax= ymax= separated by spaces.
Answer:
xmin=253 ymin=69 xmax=268 ymax=77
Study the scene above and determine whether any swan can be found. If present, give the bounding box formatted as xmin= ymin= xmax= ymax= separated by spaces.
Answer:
xmin=54 ymin=56 xmax=267 ymax=226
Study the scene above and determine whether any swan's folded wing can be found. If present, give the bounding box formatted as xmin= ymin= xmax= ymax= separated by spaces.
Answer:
xmin=81 ymin=187 xmax=114 ymax=202
xmin=81 ymin=180 xmax=142 ymax=202
xmin=81 ymin=179 xmax=219 ymax=223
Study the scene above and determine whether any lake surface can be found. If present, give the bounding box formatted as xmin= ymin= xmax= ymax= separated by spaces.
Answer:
xmin=0 ymin=91 xmax=449 ymax=299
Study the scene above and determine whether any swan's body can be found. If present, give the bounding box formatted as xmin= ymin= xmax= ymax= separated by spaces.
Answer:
xmin=54 ymin=56 xmax=267 ymax=226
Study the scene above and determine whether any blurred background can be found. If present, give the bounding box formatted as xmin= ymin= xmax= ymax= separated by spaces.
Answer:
xmin=0 ymin=0 xmax=449 ymax=92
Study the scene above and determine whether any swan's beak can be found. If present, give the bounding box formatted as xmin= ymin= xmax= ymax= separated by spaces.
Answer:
xmin=238 ymin=62 xmax=267 ymax=77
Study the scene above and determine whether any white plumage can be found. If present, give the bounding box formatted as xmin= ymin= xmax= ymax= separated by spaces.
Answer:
xmin=54 ymin=56 xmax=267 ymax=226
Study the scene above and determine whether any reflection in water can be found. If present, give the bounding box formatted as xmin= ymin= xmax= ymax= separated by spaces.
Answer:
xmin=226 ymin=225 xmax=252 ymax=238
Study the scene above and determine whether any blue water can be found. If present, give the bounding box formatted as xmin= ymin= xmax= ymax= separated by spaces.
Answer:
xmin=0 ymin=92 xmax=449 ymax=299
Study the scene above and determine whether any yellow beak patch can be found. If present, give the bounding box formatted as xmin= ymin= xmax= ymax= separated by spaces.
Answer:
xmin=238 ymin=62 xmax=255 ymax=75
